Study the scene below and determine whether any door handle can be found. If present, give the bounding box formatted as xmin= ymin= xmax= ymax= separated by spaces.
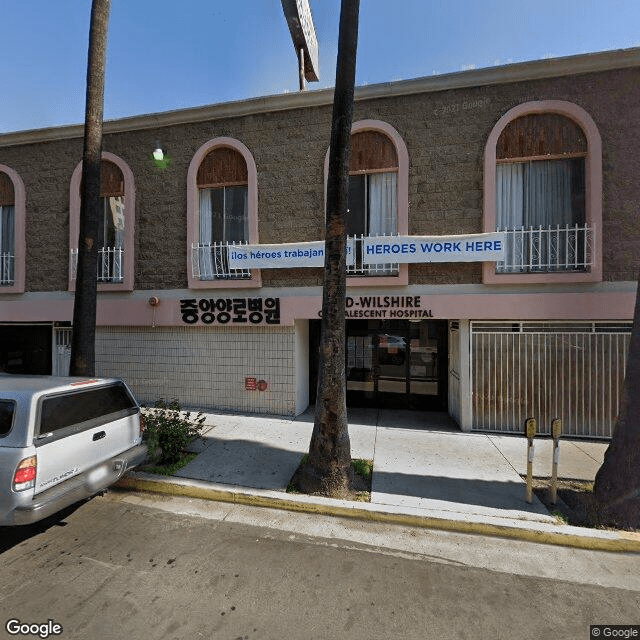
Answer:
xmin=92 ymin=430 xmax=106 ymax=441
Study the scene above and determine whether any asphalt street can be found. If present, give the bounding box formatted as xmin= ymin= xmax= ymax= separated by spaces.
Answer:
xmin=0 ymin=490 xmax=639 ymax=640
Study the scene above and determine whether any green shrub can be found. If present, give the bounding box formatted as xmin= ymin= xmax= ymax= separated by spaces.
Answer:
xmin=142 ymin=399 xmax=206 ymax=465
xmin=143 ymin=453 xmax=198 ymax=476
xmin=351 ymin=458 xmax=373 ymax=481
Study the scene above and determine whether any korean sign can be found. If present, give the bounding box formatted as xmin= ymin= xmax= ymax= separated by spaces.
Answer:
xmin=180 ymin=297 xmax=280 ymax=325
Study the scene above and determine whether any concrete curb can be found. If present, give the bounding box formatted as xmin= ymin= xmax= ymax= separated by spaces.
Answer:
xmin=115 ymin=472 xmax=640 ymax=553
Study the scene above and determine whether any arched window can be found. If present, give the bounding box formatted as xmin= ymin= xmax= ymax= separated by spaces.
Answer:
xmin=69 ymin=152 xmax=135 ymax=291
xmin=0 ymin=165 xmax=26 ymax=293
xmin=187 ymin=137 xmax=259 ymax=289
xmin=484 ymin=101 xmax=602 ymax=283
xmin=347 ymin=130 xmax=399 ymax=240
xmin=324 ymin=120 xmax=409 ymax=284
xmin=96 ymin=160 xmax=126 ymax=282
xmin=0 ymin=172 xmax=16 ymax=286
xmin=198 ymin=146 xmax=249 ymax=246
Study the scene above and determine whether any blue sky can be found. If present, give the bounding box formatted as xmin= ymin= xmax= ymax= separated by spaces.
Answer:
xmin=1 ymin=0 xmax=639 ymax=133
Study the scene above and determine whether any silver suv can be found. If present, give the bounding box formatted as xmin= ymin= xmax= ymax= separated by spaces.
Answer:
xmin=0 ymin=376 xmax=147 ymax=526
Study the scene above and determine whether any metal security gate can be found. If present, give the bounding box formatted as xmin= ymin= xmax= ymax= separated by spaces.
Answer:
xmin=471 ymin=322 xmax=632 ymax=438
xmin=53 ymin=327 xmax=72 ymax=376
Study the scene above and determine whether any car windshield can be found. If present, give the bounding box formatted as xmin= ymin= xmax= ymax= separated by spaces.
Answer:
xmin=0 ymin=400 xmax=15 ymax=436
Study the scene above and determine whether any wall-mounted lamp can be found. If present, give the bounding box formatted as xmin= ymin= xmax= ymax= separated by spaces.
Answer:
xmin=148 ymin=296 xmax=160 ymax=327
xmin=151 ymin=140 xmax=171 ymax=169
xmin=152 ymin=140 xmax=165 ymax=161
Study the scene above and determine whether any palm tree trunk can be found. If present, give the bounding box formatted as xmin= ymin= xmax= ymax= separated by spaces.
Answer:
xmin=299 ymin=0 xmax=360 ymax=496
xmin=69 ymin=0 xmax=111 ymax=376
xmin=593 ymin=275 xmax=640 ymax=528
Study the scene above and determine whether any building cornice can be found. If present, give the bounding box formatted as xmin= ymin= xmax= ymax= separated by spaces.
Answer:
xmin=2 ymin=47 xmax=640 ymax=148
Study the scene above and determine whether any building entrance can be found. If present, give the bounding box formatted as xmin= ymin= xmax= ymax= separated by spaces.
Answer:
xmin=0 ymin=324 xmax=52 ymax=374
xmin=310 ymin=319 xmax=448 ymax=411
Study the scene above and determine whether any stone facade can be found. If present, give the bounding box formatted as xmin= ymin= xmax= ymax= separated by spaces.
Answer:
xmin=1 ymin=55 xmax=639 ymax=292
xmin=0 ymin=50 xmax=638 ymax=425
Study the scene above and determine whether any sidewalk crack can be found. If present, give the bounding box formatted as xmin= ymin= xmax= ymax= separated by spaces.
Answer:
xmin=487 ymin=435 xmax=521 ymax=478
xmin=371 ymin=408 xmax=380 ymax=469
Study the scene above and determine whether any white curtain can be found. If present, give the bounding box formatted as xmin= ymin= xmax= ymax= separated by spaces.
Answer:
xmin=199 ymin=188 xmax=213 ymax=244
xmin=497 ymin=160 xmax=574 ymax=229
xmin=496 ymin=163 xmax=524 ymax=229
xmin=108 ymin=196 xmax=125 ymax=248
xmin=0 ymin=205 xmax=15 ymax=283
xmin=0 ymin=205 xmax=14 ymax=253
xmin=198 ymin=188 xmax=214 ymax=278
xmin=497 ymin=160 xmax=578 ymax=271
xmin=496 ymin=164 xmax=525 ymax=271
xmin=525 ymin=160 xmax=573 ymax=228
xmin=368 ymin=172 xmax=397 ymax=235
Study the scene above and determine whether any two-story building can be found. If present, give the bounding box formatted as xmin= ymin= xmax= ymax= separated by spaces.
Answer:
xmin=1 ymin=48 xmax=638 ymax=438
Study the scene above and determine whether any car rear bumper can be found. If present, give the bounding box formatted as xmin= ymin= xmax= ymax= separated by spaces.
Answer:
xmin=6 ymin=443 xmax=148 ymax=526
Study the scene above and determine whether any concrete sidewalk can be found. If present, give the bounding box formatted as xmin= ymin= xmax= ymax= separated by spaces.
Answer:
xmin=118 ymin=408 xmax=640 ymax=552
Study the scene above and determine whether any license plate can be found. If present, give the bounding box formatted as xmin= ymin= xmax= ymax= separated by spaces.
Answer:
xmin=87 ymin=464 xmax=109 ymax=488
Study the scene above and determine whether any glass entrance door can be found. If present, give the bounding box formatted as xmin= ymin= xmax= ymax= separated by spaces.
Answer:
xmin=345 ymin=319 xmax=447 ymax=410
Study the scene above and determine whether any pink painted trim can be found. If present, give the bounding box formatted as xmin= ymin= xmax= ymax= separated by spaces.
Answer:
xmin=483 ymin=100 xmax=603 ymax=284
xmin=0 ymin=289 xmax=634 ymax=327
xmin=0 ymin=165 xmax=26 ymax=293
xmin=186 ymin=137 xmax=261 ymax=289
xmin=188 ymin=276 xmax=262 ymax=290
xmin=69 ymin=152 xmax=136 ymax=291
xmin=283 ymin=290 xmax=634 ymax=322
xmin=324 ymin=120 xmax=410 ymax=287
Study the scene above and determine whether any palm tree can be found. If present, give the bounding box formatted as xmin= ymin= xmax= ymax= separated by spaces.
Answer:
xmin=70 ymin=0 xmax=111 ymax=376
xmin=298 ymin=0 xmax=360 ymax=496
xmin=594 ymin=275 xmax=640 ymax=528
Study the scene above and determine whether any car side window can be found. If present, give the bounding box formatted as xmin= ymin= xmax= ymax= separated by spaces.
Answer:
xmin=0 ymin=400 xmax=15 ymax=436
xmin=39 ymin=383 xmax=137 ymax=434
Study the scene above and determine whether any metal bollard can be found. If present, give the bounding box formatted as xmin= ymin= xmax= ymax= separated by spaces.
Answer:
xmin=525 ymin=418 xmax=536 ymax=504
xmin=549 ymin=419 xmax=562 ymax=505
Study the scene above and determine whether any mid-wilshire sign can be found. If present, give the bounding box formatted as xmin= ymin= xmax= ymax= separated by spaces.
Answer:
xmin=227 ymin=233 xmax=505 ymax=269
xmin=343 ymin=296 xmax=433 ymax=319
xmin=316 ymin=295 xmax=435 ymax=319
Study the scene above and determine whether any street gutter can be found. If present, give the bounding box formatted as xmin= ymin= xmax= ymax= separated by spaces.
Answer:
xmin=116 ymin=471 xmax=640 ymax=553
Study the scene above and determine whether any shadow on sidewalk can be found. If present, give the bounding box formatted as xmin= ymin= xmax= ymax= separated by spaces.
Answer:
xmin=295 ymin=407 xmax=460 ymax=432
xmin=377 ymin=410 xmax=460 ymax=432
xmin=372 ymin=471 xmax=545 ymax=513
xmin=173 ymin=435 xmax=544 ymax=515
xmin=175 ymin=437 xmax=306 ymax=491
